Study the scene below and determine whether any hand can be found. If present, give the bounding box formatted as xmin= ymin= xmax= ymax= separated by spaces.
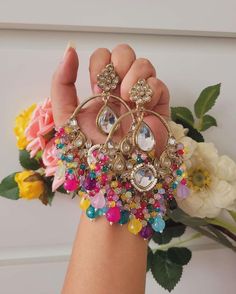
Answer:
xmin=51 ymin=43 xmax=170 ymax=154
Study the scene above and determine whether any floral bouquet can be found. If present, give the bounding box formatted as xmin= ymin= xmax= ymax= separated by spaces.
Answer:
xmin=0 ymin=84 xmax=235 ymax=292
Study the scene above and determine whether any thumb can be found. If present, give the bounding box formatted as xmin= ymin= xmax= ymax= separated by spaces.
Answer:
xmin=51 ymin=43 xmax=79 ymax=127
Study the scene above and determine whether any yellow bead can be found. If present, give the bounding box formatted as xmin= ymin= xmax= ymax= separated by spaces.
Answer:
xmin=65 ymin=126 xmax=72 ymax=133
xmin=109 ymin=201 xmax=116 ymax=207
xmin=128 ymin=218 xmax=142 ymax=235
xmin=55 ymin=139 xmax=60 ymax=144
xmin=78 ymin=191 xmax=85 ymax=197
xmin=79 ymin=197 xmax=90 ymax=211
xmin=121 ymin=194 xmax=126 ymax=201
xmin=89 ymin=163 xmax=95 ymax=170
xmin=130 ymin=202 xmax=136 ymax=209
xmin=151 ymin=211 xmax=157 ymax=217
xmin=156 ymin=183 xmax=162 ymax=189
xmin=111 ymin=181 xmax=118 ymax=188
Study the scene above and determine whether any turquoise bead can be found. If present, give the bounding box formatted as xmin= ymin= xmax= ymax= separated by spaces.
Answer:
xmin=171 ymin=182 xmax=178 ymax=189
xmin=90 ymin=171 xmax=96 ymax=179
xmin=176 ymin=169 xmax=183 ymax=176
xmin=148 ymin=217 xmax=154 ymax=224
xmin=86 ymin=205 xmax=96 ymax=219
xmin=151 ymin=216 xmax=165 ymax=233
xmin=80 ymin=163 xmax=86 ymax=170
xmin=119 ymin=210 xmax=130 ymax=225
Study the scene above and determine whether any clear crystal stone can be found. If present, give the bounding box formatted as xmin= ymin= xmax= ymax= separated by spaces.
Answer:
xmin=136 ymin=122 xmax=155 ymax=151
xmin=168 ymin=136 xmax=176 ymax=145
xmin=133 ymin=166 xmax=155 ymax=189
xmin=69 ymin=118 xmax=78 ymax=127
xmin=97 ymin=106 xmax=117 ymax=134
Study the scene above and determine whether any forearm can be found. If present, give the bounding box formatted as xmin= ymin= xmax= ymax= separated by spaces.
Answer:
xmin=62 ymin=213 xmax=148 ymax=294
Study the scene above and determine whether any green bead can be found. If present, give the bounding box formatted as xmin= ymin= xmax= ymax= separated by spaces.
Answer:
xmin=176 ymin=169 xmax=183 ymax=176
xmin=148 ymin=218 xmax=154 ymax=224
xmin=80 ymin=163 xmax=86 ymax=170
xmin=137 ymin=157 xmax=143 ymax=163
xmin=102 ymin=165 xmax=109 ymax=172
xmin=119 ymin=210 xmax=130 ymax=225
xmin=90 ymin=171 xmax=96 ymax=179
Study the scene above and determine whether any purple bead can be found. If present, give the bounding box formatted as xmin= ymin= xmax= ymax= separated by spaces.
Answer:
xmin=177 ymin=183 xmax=190 ymax=199
xmin=139 ymin=224 xmax=154 ymax=239
xmin=83 ymin=176 xmax=97 ymax=191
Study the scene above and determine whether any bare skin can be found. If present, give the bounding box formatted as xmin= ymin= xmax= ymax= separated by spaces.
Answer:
xmin=51 ymin=43 xmax=170 ymax=294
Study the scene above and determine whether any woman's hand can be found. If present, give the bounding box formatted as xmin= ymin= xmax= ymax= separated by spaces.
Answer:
xmin=51 ymin=44 xmax=170 ymax=154
xmin=51 ymin=43 xmax=171 ymax=294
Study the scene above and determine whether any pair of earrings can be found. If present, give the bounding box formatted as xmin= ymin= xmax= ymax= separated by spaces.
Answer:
xmin=54 ymin=63 xmax=187 ymax=237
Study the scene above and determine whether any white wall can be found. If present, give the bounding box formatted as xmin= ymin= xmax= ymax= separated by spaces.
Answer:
xmin=0 ymin=1 xmax=236 ymax=293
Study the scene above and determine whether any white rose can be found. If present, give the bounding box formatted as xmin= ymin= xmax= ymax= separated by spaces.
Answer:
xmin=176 ymin=140 xmax=236 ymax=218
xmin=168 ymin=121 xmax=188 ymax=140
xmin=216 ymin=155 xmax=236 ymax=182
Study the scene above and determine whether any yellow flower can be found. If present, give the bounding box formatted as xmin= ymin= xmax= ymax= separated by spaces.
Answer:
xmin=14 ymin=104 xmax=36 ymax=150
xmin=15 ymin=170 xmax=45 ymax=200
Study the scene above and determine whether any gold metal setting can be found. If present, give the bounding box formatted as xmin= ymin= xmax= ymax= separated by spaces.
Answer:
xmin=59 ymin=66 xmax=183 ymax=195
xmin=129 ymin=79 xmax=153 ymax=105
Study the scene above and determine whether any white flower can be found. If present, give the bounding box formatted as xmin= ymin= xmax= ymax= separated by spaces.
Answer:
xmin=168 ymin=121 xmax=236 ymax=219
xmin=168 ymin=121 xmax=188 ymax=140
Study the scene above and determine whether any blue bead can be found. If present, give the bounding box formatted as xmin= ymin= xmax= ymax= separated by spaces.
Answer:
xmin=86 ymin=205 xmax=96 ymax=219
xmin=171 ymin=182 xmax=178 ymax=189
xmin=151 ymin=217 xmax=165 ymax=233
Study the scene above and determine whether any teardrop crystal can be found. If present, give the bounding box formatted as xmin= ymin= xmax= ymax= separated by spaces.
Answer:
xmin=113 ymin=154 xmax=125 ymax=173
xmin=97 ymin=105 xmax=117 ymax=134
xmin=136 ymin=122 xmax=155 ymax=151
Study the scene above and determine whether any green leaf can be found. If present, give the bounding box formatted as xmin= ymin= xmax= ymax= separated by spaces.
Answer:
xmin=200 ymin=114 xmax=217 ymax=131
xmin=171 ymin=107 xmax=194 ymax=127
xmin=57 ymin=185 xmax=67 ymax=194
xmin=168 ymin=208 xmax=208 ymax=227
xmin=19 ymin=149 xmax=41 ymax=170
xmin=194 ymin=83 xmax=221 ymax=118
xmin=0 ymin=173 xmax=20 ymax=200
xmin=167 ymin=247 xmax=192 ymax=266
xmin=151 ymin=250 xmax=183 ymax=292
xmin=39 ymin=177 xmax=55 ymax=206
xmin=147 ymin=246 xmax=154 ymax=272
xmin=206 ymin=217 xmax=236 ymax=234
xmin=152 ymin=219 xmax=186 ymax=245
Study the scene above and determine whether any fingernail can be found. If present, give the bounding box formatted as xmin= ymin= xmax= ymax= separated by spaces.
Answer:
xmin=63 ymin=41 xmax=77 ymax=60
xmin=93 ymin=84 xmax=102 ymax=94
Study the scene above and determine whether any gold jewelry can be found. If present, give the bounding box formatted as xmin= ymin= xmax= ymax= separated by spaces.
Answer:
xmin=55 ymin=76 xmax=187 ymax=238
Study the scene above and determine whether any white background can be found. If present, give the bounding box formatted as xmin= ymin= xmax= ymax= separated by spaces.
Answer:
xmin=0 ymin=1 xmax=236 ymax=293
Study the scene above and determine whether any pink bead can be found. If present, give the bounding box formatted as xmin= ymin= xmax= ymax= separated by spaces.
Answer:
xmin=94 ymin=187 xmax=100 ymax=193
xmin=95 ymin=164 xmax=101 ymax=171
xmin=181 ymin=178 xmax=187 ymax=185
xmin=108 ymin=189 xmax=115 ymax=197
xmin=63 ymin=178 xmax=78 ymax=192
xmin=101 ymin=174 xmax=108 ymax=182
xmin=125 ymin=182 xmax=132 ymax=190
xmin=106 ymin=207 xmax=121 ymax=223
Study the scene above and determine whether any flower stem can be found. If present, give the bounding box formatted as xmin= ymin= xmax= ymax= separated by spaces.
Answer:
xmin=154 ymin=232 xmax=202 ymax=251
xmin=206 ymin=217 xmax=236 ymax=234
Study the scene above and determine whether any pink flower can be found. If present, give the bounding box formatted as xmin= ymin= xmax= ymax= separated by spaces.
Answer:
xmin=42 ymin=138 xmax=65 ymax=192
xmin=25 ymin=98 xmax=55 ymax=157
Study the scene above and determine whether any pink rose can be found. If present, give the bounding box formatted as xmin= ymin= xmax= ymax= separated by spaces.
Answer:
xmin=25 ymin=98 xmax=55 ymax=157
xmin=42 ymin=138 xmax=65 ymax=192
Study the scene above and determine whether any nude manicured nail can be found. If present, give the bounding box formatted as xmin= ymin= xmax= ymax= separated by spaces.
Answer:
xmin=63 ymin=41 xmax=77 ymax=60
